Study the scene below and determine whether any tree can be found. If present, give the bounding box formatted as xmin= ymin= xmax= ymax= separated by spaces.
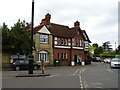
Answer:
xmin=102 ymin=41 xmax=112 ymax=52
xmin=1 ymin=23 xmax=11 ymax=52
xmin=116 ymin=45 xmax=120 ymax=54
xmin=2 ymin=20 xmax=31 ymax=54
xmin=92 ymin=43 xmax=104 ymax=55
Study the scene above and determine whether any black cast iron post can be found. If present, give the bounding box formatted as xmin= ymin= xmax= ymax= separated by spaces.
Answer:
xmin=28 ymin=0 xmax=34 ymax=74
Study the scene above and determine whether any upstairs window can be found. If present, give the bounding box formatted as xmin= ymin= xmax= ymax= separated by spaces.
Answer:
xmin=57 ymin=38 xmax=61 ymax=45
xmin=80 ymin=40 xmax=82 ymax=46
xmin=64 ymin=39 xmax=68 ymax=46
xmin=61 ymin=38 xmax=64 ymax=45
xmin=76 ymin=39 xmax=80 ymax=46
xmin=40 ymin=34 xmax=48 ymax=43
xmin=74 ymin=39 xmax=77 ymax=46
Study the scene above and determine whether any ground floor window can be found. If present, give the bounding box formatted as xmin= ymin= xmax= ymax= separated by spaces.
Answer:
xmin=58 ymin=53 xmax=67 ymax=59
xmin=38 ymin=51 xmax=49 ymax=62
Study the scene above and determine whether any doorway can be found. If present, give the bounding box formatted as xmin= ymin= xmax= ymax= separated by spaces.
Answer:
xmin=74 ymin=54 xmax=82 ymax=65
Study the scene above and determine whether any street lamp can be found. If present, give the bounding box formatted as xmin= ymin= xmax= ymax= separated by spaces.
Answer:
xmin=28 ymin=0 xmax=34 ymax=74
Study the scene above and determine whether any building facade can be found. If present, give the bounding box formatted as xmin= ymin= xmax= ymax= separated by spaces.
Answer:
xmin=31 ymin=13 xmax=91 ymax=66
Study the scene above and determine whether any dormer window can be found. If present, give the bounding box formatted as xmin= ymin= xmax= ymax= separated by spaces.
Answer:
xmin=40 ymin=34 xmax=48 ymax=43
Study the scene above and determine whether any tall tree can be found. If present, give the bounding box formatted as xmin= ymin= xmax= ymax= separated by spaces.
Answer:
xmin=2 ymin=20 xmax=31 ymax=54
xmin=1 ymin=23 xmax=11 ymax=52
xmin=102 ymin=41 xmax=112 ymax=52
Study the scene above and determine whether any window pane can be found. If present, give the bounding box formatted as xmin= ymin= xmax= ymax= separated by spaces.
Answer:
xmin=58 ymin=38 xmax=61 ymax=45
xmin=40 ymin=34 xmax=48 ymax=43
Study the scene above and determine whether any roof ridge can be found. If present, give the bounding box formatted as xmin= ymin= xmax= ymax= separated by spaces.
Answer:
xmin=50 ymin=23 xmax=69 ymax=27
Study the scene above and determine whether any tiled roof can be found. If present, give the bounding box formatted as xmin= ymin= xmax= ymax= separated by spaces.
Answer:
xmin=29 ymin=22 xmax=91 ymax=42
xmin=48 ymin=23 xmax=71 ymax=38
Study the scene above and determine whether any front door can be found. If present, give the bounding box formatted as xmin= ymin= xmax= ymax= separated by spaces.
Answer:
xmin=74 ymin=55 xmax=77 ymax=65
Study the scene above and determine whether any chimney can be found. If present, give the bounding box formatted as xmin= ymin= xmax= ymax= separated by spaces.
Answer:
xmin=40 ymin=13 xmax=51 ymax=25
xmin=45 ymin=13 xmax=51 ymax=24
xmin=74 ymin=21 xmax=80 ymax=27
xmin=41 ymin=19 xmax=46 ymax=25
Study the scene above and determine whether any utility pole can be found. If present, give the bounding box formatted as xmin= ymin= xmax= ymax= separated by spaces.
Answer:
xmin=28 ymin=0 xmax=34 ymax=74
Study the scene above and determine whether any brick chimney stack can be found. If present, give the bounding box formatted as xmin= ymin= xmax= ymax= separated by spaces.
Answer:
xmin=45 ymin=13 xmax=51 ymax=24
xmin=40 ymin=13 xmax=51 ymax=25
xmin=74 ymin=21 xmax=80 ymax=27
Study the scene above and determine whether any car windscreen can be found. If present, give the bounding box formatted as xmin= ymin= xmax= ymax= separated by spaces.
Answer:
xmin=111 ymin=58 xmax=120 ymax=62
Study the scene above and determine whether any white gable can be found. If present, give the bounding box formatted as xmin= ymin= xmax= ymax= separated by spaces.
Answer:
xmin=38 ymin=26 xmax=51 ymax=34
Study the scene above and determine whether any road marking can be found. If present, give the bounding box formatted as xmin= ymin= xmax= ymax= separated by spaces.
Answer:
xmin=106 ymin=66 xmax=113 ymax=73
xmin=73 ymin=69 xmax=80 ymax=75
xmin=79 ymin=74 xmax=84 ymax=89
xmin=79 ymin=69 xmax=86 ymax=89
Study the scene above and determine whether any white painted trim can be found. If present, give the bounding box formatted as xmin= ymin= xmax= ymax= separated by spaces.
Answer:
xmin=38 ymin=26 xmax=51 ymax=34
xmin=73 ymin=47 xmax=83 ymax=49
xmin=54 ymin=37 xmax=57 ymax=40
xmin=39 ymin=51 xmax=48 ymax=54
xmin=68 ymin=43 xmax=71 ymax=46
xmin=55 ymin=41 xmax=57 ymax=44
xmin=55 ymin=46 xmax=71 ymax=49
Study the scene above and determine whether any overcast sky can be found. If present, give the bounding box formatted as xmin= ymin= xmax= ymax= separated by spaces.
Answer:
xmin=0 ymin=0 xmax=119 ymax=50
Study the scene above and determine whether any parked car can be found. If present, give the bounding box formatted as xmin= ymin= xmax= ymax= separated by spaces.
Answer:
xmin=92 ymin=57 xmax=101 ymax=62
xmin=104 ymin=58 xmax=111 ymax=64
xmin=11 ymin=60 xmax=40 ymax=71
xmin=110 ymin=58 xmax=120 ymax=68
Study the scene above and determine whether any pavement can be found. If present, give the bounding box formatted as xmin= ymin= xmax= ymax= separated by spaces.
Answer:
xmin=16 ymin=73 xmax=51 ymax=77
xmin=2 ymin=67 xmax=51 ymax=77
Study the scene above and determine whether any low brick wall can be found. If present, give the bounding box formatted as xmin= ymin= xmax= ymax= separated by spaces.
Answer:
xmin=2 ymin=53 xmax=11 ymax=68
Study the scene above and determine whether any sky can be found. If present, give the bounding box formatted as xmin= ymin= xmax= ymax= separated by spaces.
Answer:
xmin=0 ymin=0 xmax=119 ymax=50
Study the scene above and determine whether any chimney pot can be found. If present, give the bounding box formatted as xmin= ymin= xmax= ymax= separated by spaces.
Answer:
xmin=74 ymin=21 xmax=80 ymax=27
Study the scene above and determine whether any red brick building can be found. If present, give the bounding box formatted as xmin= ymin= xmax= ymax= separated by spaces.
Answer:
xmin=32 ymin=13 xmax=91 ymax=66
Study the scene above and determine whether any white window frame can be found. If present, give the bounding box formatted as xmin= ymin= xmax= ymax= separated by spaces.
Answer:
xmin=57 ymin=38 xmax=61 ymax=45
xmin=38 ymin=51 xmax=49 ymax=62
xmin=61 ymin=38 xmax=64 ymax=45
xmin=65 ymin=39 xmax=68 ymax=46
xmin=80 ymin=40 xmax=82 ymax=47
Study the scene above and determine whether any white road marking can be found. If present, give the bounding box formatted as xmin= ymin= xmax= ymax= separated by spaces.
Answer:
xmin=79 ymin=68 xmax=87 ymax=89
xmin=73 ymin=69 xmax=80 ymax=75
xmin=106 ymin=66 xmax=113 ymax=73
xmin=79 ymin=74 xmax=84 ymax=89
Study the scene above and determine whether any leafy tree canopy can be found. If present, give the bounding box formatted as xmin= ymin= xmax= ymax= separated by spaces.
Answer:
xmin=1 ymin=19 xmax=31 ymax=55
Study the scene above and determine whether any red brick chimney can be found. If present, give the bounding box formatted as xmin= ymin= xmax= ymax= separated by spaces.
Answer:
xmin=74 ymin=21 xmax=80 ymax=27
xmin=40 ymin=13 xmax=51 ymax=25
xmin=45 ymin=13 xmax=51 ymax=24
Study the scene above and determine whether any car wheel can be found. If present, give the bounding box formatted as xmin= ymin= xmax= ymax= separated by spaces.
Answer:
xmin=34 ymin=66 xmax=38 ymax=70
xmin=15 ymin=66 xmax=20 ymax=71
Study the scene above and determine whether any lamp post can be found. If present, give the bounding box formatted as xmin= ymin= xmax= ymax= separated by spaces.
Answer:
xmin=28 ymin=0 xmax=34 ymax=74
xmin=115 ymin=42 xmax=116 ymax=54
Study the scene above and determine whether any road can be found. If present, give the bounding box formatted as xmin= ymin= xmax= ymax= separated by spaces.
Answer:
xmin=2 ymin=62 xmax=119 ymax=89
